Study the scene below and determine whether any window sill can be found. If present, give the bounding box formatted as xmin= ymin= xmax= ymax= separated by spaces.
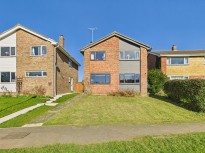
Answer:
xmin=0 ymin=56 xmax=16 ymax=58
xmin=0 ymin=82 xmax=16 ymax=84
xmin=120 ymin=83 xmax=140 ymax=85
xmin=119 ymin=59 xmax=140 ymax=61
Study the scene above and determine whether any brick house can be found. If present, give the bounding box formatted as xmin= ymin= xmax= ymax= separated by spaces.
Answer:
xmin=148 ymin=45 xmax=205 ymax=80
xmin=0 ymin=24 xmax=80 ymax=97
xmin=81 ymin=32 xmax=151 ymax=95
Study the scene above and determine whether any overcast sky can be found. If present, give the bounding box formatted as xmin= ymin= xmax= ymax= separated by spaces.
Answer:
xmin=1 ymin=0 xmax=205 ymax=81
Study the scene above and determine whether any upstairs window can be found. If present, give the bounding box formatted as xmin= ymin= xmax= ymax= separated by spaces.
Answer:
xmin=90 ymin=51 xmax=105 ymax=61
xmin=68 ymin=60 xmax=72 ymax=67
xmin=120 ymin=51 xmax=140 ymax=60
xmin=90 ymin=74 xmax=110 ymax=84
xmin=0 ymin=72 xmax=16 ymax=83
xmin=31 ymin=46 xmax=47 ymax=56
xmin=26 ymin=71 xmax=47 ymax=77
xmin=0 ymin=47 xmax=16 ymax=56
xmin=167 ymin=57 xmax=189 ymax=65
xmin=119 ymin=73 xmax=140 ymax=84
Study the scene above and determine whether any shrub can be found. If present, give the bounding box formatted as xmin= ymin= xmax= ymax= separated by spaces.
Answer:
xmin=109 ymin=89 xmax=139 ymax=97
xmin=164 ymin=79 xmax=205 ymax=112
xmin=148 ymin=69 xmax=167 ymax=94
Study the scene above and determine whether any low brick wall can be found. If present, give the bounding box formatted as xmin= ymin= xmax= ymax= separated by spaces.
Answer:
xmin=76 ymin=83 xmax=83 ymax=93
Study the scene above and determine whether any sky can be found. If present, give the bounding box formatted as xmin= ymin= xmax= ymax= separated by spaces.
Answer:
xmin=1 ymin=0 xmax=205 ymax=81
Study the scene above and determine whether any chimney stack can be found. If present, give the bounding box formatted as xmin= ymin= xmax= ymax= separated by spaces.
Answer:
xmin=172 ymin=45 xmax=177 ymax=51
xmin=59 ymin=35 xmax=64 ymax=48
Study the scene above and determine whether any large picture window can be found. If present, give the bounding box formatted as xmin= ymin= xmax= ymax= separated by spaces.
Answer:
xmin=90 ymin=51 xmax=105 ymax=61
xmin=0 ymin=72 xmax=16 ymax=83
xmin=31 ymin=46 xmax=47 ymax=56
xmin=26 ymin=71 xmax=47 ymax=77
xmin=120 ymin=51 xmax=140 ymax=60
xmin=119 ymin=73 xmax=140 ymax=84
xmin=167 ymin=57 xmax=189 ymax=65
xmin=90 ymin=74 xmax=110 ymax=84
xmin=0 ymin=47 xmax=16 ymax=56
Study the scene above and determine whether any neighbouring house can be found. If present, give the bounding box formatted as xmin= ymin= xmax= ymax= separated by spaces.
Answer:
xmin=0 ymin=24 xmax=80 ymax=97
xmin=81 ymin=32 xmax=151 ymax=95
xmin=148 ymin=45 xmax=205 ymax=80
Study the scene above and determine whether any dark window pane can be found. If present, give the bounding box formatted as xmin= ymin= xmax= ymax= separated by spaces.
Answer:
xmin=95 ymin=74 xmax=105 ymax=84
xmin=171 ymin=58 xmax=184 ymax=64
xmin=125 ymin=51 xmax=135 ymax=60
xmin=135 ymin=74 xmax=140 ymax=83
xmin=42 ymin=46 xmax=47 ymax=55
xmin=1 ymin=47 xmax=10 ymax=56
xmin=31 ymin=46 xmax=40 ymax=56
xmin=90 ymin=74 xmax=95 ymax=84
xmin=119 ymin=74 xmax=124 ymax=83
xmin=11 ymin=72 xmax=16 ymax=82
xmin=27 ymin=72 xmax=42 ymax=76
xmin=96 ymin=52 xmax=105 ymax=60
xmin=120 ymin=52 xmax=124 ymax=59
xmin=10 ymin=47 xmax=15 ymax=56
xmin=105 ymin=74 xmax=110 ymax=84
xmin=43 ymin=72 xmax=47 ymax=76
xmin=124 ymin=74 xmax=135 ymax=83
xmin=1 ymin=72 xmax=10 ymax=82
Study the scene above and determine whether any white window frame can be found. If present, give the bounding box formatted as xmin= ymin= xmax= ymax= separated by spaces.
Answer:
xmin=0 ymin=72 xmax=16 ymax=83
xmin=90 ymin=51 xmax=106 ymax=61
xmin=0 ymin=47 xmax=16 ymax=57
xmin=168 ymin=76 xmax=189 ymax=80
xmin=119 ymin=51 xmax=140 ymax=60
xmin=167 ymin=57 xmax=189 ymax=65
xmin=30 ymin=45 xmax=47 ymax=56
xmin=25 ymin=71 xmax=47 ymax=77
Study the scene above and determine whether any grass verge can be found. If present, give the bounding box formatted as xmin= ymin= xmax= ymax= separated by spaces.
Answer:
xmin=0 ymin=96 xmax=49 ymax=118
xmin=45 ymin=95 xmax=205 ymax=126
xmin=1 ymin=132 xmax=205 ymax=152
xmin=0 ymin=93 xmax=78 ymax=128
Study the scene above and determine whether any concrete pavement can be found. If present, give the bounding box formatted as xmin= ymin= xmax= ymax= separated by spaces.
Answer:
xmin=1 ymin=122 xmax=205 ymax=149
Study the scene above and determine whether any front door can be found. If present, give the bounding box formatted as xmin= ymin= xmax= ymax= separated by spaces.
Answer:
xmin=70 ymin=78 xmax=73 ymax=92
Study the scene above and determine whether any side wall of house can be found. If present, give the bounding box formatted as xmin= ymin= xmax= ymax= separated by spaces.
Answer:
xmin=0 ymin=32 xmax=16 ymax=92
xmin=56 ymin=49 xmax=78 ymax=94
xmin=16 ymin=29 xmax=55 ymax=96
xmin=148 ymin=54 xmax=157 ymax=70
xmin=84 ymin=36 xmax=119 ymax=94
xmin=140 ymin=47 xmax=148 ymax=95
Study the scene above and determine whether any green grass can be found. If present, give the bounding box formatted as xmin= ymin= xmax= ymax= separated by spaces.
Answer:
xmin=0 ymin=106 xmax=51 ymax=128
xmin=0 ymin=96 xmax=49 ymax=118
xmin=45 ymin=95 xmax=205 ymax=126
xmin=0 ymin=93 xmax=78 ymax=128
xmin=1 ymin=132 xmax=205 ymax=152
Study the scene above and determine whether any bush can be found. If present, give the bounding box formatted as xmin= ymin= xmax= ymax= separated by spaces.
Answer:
xmin=148 ymin=69 xmax=167 ymax=94
xmin=164 ymin=79 xmax=205 ymax=112
xmin=109 ymin=89 xmax=139 ymax=97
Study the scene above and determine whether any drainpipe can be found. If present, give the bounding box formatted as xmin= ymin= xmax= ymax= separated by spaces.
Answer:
xmin=53 ymin=45 xmax=59 ymax=97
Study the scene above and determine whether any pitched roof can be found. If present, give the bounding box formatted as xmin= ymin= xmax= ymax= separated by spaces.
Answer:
xmin=0 ymin=24 xmax=80 ymax=66
xmin=80 ymin=31 xmax=151 ymax=53
xmin=149 ymin=50 xmax=205 ymax=57
xmin=0 ymin=24 xmax=58 ymax=44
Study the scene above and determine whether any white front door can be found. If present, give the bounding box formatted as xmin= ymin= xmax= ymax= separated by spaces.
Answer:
xmin=70 ymin=78 xmax=73 ymax=92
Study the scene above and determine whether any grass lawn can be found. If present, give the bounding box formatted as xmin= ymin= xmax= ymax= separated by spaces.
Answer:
xmin=45 ymin=95 xmax=205 ymax=126
xmin=0 ymin=93 xmax=78 ymax=128
xmin=1 ymin=132 xmax=205 ymax=152
xmin=0 ymin=96 xmax=49 ymax=118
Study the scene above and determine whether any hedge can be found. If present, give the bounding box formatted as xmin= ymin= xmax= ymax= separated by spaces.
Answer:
xmin=164 ymin=79 xmax=205 ymax=112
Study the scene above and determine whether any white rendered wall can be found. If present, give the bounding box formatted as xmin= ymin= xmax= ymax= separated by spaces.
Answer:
xmin=0 ymin=32 xmax=16 ymax=92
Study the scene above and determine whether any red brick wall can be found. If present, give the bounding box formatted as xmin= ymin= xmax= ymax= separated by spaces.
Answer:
xmin=148 ymin=54 xmax=157 ymax=70
xmin=56 ymin=49 xmax=78 ymax=94
xmin=16 ymin=29 xmax=55 ymax=96
xmin=140 ymin=47 xmax=148 ymax=95
xmin=161 ymin=57 xmax=167 ymax=74
xmin=84 ymin=36 xmax=119 ymax=94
